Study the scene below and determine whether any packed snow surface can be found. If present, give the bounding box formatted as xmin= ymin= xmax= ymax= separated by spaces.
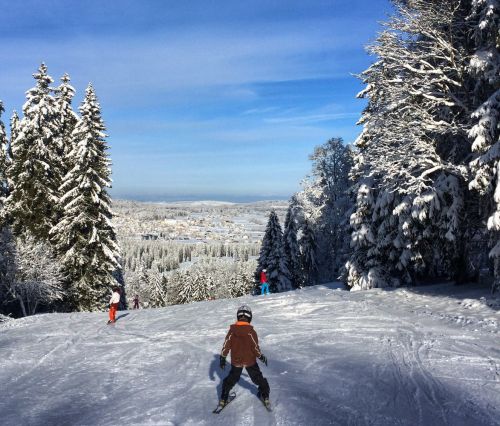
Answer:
xmin=1 ymin=283 xmax=499 ymax=426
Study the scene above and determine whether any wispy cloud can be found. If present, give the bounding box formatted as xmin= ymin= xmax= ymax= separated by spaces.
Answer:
xmin=264 ymin=112 xmax=359 ymax=124
xmin=242 ymin=106 xmax=281 ymax=115
xmin=0 ymin=16 xmax=375 ymax=108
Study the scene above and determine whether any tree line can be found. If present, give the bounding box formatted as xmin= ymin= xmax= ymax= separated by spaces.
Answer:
xmin=119 ymin=238 xmax=260 ymax=307
xmin=348 ymin=0 xmax=499 ymax=292
xmin=126 ymin=257 xmax=257 ymax=308
xmin=264 ymin=1 xmax=499 ymax=294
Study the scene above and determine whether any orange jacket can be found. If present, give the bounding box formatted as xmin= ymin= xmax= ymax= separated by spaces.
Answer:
xmin=221 ymin=321 xmax=262 ymax=367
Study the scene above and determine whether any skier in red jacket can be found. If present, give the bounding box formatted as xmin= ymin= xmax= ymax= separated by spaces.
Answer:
xmin=260 ymin=269 xmax=270 ymax=295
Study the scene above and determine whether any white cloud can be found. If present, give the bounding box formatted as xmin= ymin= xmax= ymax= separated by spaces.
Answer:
xmin=0 ymin=17 xmax=371 ymax=107
xmin=264 ymin=112 xmax=359 ymax=124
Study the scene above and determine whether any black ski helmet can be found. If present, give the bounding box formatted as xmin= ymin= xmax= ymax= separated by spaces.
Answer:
xmin=237 ymin=305 xmax=252 ymax=322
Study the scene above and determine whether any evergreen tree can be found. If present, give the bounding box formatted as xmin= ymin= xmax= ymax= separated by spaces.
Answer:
xmin=0 ymin=226 xmax=16 ymax=316
xmin=55 ymin=73 xmax=79 ymax=175
xmin=50 ymin=84 xmax=121 ymax=311
xmin=233 ymin=260 xmax=256 ymax=297
xmin=8 ymin=111 xmax=19 ymax=161
xmin=177 ymin=269 xmax=213 ymax=303
xmin=6 ymin=63 xmax=63 ymax=240
xmin=0 ymin=102 xmax=10 ymax=301
xmin=308 ymin=138 xmax=353 ymax=279
xmin=290 ymin=138 xmax=354 ymax=283
xmin=300 ymin=219 xmax=318 ymax=286
xmin=0 ymin=101 xmax=8 ymax=212
xmin=148 ymin=271 xmax=168 ymax=307
xmin=113 ymin=265 xmax=127 ymax=309
xmin=347 ymin=1 xmax=474 ymax=289
xmin=257 ymin=211 xmax=292 ymax=292
xmin=467 ymin=0 xmax=500 ymax=292
xmin=283 ymin=205 xmax=302 ymax=288
xmin=256 ymin=214 xmax=274 ymax=277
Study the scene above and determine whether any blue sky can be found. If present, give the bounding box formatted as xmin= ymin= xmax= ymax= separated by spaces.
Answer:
xmin=0 ymin=0 xmax=392 ymax=201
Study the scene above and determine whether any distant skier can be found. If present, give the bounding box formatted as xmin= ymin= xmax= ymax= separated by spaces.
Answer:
xmin=217 ymin=305 xmax=270 ymax=409
xmin=133 ymin=294 xmax=139 ymax=309
xmin=108 ymin=287 xmax=121 ymax=324
xmin=260 ymin=269 xmax=270 ymax=295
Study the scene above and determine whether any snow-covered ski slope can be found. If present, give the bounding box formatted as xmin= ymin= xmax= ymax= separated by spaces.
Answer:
xmin=1 ymin=283 xmax=499 ymax=426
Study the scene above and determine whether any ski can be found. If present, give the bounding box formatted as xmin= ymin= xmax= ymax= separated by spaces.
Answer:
xmin=260 ymin=397 xmax=272 ymax=412
xmin=212 ymin=392 xmax=236 ymax=414
xmin=257 ymin=392 xmax=272 ymax=412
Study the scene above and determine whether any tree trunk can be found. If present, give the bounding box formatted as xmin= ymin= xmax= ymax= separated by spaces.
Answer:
xmin=17 ymin=295 xmax=27 ymax=317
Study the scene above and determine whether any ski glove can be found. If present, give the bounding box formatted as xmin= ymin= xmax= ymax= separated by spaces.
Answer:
xmin=259 ymin=354 xmax=268 ymax=366
xmin=220 ymin=355 xmax=226 ymax=370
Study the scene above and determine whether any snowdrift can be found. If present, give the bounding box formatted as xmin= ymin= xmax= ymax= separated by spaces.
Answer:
xmin=1 ymin=283 xmax=499 ymax=425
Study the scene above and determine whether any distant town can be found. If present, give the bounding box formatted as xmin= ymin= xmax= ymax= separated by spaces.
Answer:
xmin=113 ymin=199 xmax=288 ymax=244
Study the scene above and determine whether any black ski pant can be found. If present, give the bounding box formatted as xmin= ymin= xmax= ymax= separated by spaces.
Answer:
xmin=221 ymin=363 xmax=270 ymax=399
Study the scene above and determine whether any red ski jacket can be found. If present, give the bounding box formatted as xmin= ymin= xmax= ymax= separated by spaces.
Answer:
xmin=260 ymin=271 xmax=267 ymax=284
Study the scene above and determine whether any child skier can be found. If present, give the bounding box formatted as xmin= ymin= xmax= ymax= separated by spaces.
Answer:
xmin=260 ymin=269 xmax=270 ymax=295
xmin=217 ymin=305 xmax=270 ymax=410
xmin=108 ymin=287 xmax=121 ymax=324
xmin=133 ymin=294 xmax=139 ymax=309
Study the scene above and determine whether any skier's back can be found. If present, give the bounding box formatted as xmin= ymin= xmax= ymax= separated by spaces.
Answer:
xmin=108 ymin=287 xmax=120 ymax=324
xmin=218 ymin=305 xmax=270 ymax=408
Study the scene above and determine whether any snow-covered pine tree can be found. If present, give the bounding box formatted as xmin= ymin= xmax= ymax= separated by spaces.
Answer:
xmin=300 ymin=219 xmax=318 ymax=286
xmin=6 ymin=64 xmax=63 ymax=240
xmin=7 ymin=110 xmax=19 ymax=162
xmin=289 ymin=138 xmax=354 ymax=284
xmin=50 ymin=84 xmax=121 ymax=311
xmin=132 ymin=261 xmax=157 ymax=307
xmin=113 ymin=265 xmax=127 ymax=309
xmin=344 ymin=180 xmax=386 ymax=290
xmin=0 ymin=102 xmax=10 ymax=301
xmin=0 ymin=106 xmax=15 ymax=316
xmin=148 ymin=271 xmax=168 ymax=307
xmin=257 ymin=210 xmax=292 ymax=292
xmin=256 ymin=213 xmax=274 ymax=278
xmin=0 ymin=226 xmax=16 ymax=316
xmin=347 ymin=0 xmax=474 ymax=289
xmin=8 ymin=111 xmax=19 ymax=160
xmin=177 ymin=267 xmax=214 ymax=304
xmin=0 ymin=101 xmax=8 ymax=213
xmin=55 ymin=73 xmax=79 ymax=176
xmin=138 ymin=262 xmax=151 ymax=289
xmin=283 ymin=205 xmax=302 ymax=288
xmin=234 ymin=259 xmax=257 ymax=297
xmin=467 ymin=0 xmax=500 ymax=292
xmin=308 ymin=138 xmax=353 ymax=279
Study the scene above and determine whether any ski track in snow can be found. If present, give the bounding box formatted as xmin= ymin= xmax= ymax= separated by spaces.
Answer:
xmin=0 ymin=283 xmax=499 ymax=426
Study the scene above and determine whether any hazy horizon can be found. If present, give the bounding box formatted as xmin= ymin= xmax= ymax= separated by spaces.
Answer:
xmin=112 ymin=191 xmax=290 ymax=204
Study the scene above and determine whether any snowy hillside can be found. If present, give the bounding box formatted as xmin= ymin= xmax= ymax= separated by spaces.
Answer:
xmin=1 ymin=283 xmax=499 ymax=426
